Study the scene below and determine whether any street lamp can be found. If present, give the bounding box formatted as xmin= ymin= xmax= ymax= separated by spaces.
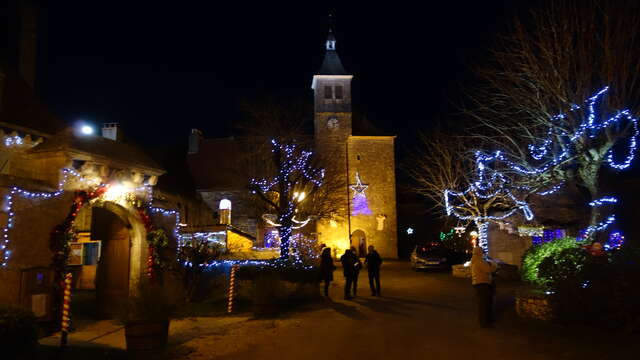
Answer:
xmin=80 ymin=125 xmax=94 ymax=135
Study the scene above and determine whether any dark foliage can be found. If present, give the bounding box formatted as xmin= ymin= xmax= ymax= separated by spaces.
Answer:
xmin=236 ymin=263 xmax=319 ymax=284
xmin=542 ymin=246 xmax=640 ymax=332
xmin=0 ymin=305 xmax=38 ymax=357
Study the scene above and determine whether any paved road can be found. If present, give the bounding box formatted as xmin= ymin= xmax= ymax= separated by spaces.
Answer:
xmin=169 ymin=261 xmax=635 ymax=360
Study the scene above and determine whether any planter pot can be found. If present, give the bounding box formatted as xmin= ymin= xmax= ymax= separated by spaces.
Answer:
xmin=125 ymin=320 xmax=170 ymax=357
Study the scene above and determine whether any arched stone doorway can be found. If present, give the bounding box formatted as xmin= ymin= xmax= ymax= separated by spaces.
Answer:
xmin=350 ymin=229 xmax=367 ymax=258
xmin=73 ymin=201 xmax=146 ymax=317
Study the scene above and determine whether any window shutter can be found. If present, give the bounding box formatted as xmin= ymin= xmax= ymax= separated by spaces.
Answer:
xmin=324 ymin=85 xmax=333 ymax=99
xmin=334 ymin=85 xmax=343 ymax=99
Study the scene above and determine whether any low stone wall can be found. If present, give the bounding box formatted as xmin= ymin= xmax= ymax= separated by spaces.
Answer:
xmin=515 ymin=288 xmax=554 ymax=321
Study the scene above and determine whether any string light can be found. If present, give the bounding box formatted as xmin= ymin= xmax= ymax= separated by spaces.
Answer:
xmin=1 ymin=168 xmax=93 ymax=267
xmin=350 ymin=172 xmax=372 ymax=216
xmin=150 ymin=207 xmax=182 ymax=249
xmin=250 ymin=139 xmax=324 ymax=259
xmin=605 ymin=231 xmax=625 ymax=250
xmin=444 ymin=87 xmax=639 ymax=250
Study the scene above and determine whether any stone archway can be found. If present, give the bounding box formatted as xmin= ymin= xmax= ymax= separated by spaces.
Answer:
xmin=350 ymin=229 xmax=367 ymax=258
xmin=89 ymin=201 xmax=146 ymax=316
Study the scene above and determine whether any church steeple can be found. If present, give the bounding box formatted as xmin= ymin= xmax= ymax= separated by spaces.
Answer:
xmin=317 ymin=27 xmax=348 ymax=76
xmin=326 ymin=29 xmax=336 ymax=51
xmin=312 ymin=18 xmax=353 ymax=140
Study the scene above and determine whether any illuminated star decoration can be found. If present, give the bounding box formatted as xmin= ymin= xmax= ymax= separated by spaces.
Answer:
xmin=350 ymin=172 xmax=372 ymax=215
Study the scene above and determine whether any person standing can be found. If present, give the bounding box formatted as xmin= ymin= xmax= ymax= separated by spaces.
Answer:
xmin=350 ymin=246 xmax=362 ymax=297
xmin=318 ymin=247 xmax=336 ymax=298
xmin=365 ymin=245 xmax=382 ymax=296
xmin=471 ymin=246 xmax=498 ymax=328
xmin=340 ymin=248 xmax=357 ymax=299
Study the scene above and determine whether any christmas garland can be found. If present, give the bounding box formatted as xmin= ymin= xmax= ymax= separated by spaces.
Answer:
xmin=49 ymin=187 xmax=108 ymax=277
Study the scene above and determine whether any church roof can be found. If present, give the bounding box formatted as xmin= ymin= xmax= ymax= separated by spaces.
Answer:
xmin=317 ymin=30 xmax=349 ymax=75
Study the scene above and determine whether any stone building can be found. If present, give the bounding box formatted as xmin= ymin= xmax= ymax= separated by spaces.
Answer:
xmin=312 ymin=29 xmax=397 ymax=258
xmin=0 ymin=2 xmax=215 ymax=319
xmin=188 ymin=29 xmax=398 ymax=258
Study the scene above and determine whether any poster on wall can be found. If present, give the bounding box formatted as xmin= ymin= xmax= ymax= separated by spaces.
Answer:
xmin=68 ymin=243 xmax=84 ymax=266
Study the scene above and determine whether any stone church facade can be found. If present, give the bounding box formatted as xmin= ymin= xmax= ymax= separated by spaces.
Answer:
xmin=188 ymin=29 xmax=398 ymax=258
xmin=312 ymin=30 xmax=397 ymax=259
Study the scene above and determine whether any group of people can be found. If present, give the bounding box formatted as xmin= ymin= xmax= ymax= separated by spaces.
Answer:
xmin=317 ymin=237 xmax=498 ymax=328
xmin=318 ymin=244 xmax=382 ymax=299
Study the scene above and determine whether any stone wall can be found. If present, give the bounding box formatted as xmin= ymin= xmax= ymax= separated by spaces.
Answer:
xmin=515 ymin=289 xmax=554 ymax=321
xmin=488 ymin=223 xmax=532 ymax=267
xmin=346 ymin=136 xmax=397 ymax=259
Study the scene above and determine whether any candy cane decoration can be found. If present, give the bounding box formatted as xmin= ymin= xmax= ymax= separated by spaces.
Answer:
xmin=60 ymin=272 xmax=72 ymax=347
xmin=146 ymin=246 xmax=155 ymax=282
xmin=227 ymin=264 xmax=239 ymax=313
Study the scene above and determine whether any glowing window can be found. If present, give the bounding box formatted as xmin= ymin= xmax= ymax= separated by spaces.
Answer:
xmin=219 ymin=199 xmax=232 ymax=210
xmin=219 ymin=199 xmax=231 ymax=225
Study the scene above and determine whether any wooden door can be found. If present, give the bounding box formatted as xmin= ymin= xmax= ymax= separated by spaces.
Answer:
xmin=94 ymin=208 xmax=130 ymax=317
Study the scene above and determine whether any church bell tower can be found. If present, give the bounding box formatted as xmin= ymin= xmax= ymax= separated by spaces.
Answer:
xmin=312 ymin=28 xmax=353 ymax=143
xmin=312 ymin=25 xmax=353 ymax=256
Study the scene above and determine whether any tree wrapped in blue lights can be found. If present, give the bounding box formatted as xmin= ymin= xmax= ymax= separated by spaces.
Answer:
xmin=250 ymin=139 xmax=324 ymax=259
xmin=445 ymin=87 xmax=639 ymax=250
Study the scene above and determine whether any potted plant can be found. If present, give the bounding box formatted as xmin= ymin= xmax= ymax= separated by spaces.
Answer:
xmin=119 ymin=284 xmax=175 ymax=357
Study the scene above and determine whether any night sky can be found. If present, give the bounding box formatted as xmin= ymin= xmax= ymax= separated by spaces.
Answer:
xmin=35 ymin=1 xmax=523 ymax=147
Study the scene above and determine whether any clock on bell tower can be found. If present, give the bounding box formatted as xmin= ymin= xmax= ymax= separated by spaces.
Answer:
xmin=312 ymin=27 xmax=353 ymax=143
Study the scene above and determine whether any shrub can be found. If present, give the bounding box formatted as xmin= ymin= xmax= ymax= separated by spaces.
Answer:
xmin=535 ymin=243 xmax=640 ymax=331
xmin=251 ymin=272 xmax=285 ymax=316
xmin=237 ymin=264 xmax=321 ymax=316
xmin=0 ymin=304 xmax=38 ymax=357
xmin=521 ymin=237 xmax=580 ymax=285
xmin=537 ymin=247 xmax=591 ymax=288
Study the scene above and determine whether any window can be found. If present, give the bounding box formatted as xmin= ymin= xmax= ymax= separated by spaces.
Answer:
xmin=219 ymin=199 xmax=232 ymax=225
xmin=334 ymin=85 xmax=343 ymax=99
xmin=324 ymin=85 xmax=333 ymax=99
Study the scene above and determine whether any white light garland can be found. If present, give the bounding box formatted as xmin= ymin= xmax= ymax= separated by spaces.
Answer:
xmin=444 ymin=87 xmax=639 ymax=250
xmin=1 ymin=168 xmax=91 ymax=267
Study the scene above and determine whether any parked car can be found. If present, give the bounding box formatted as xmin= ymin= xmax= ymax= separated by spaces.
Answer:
xmin=410 ymin=244 xmax=450 ymax=270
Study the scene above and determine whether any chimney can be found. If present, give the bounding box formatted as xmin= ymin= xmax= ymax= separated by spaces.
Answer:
xmin=102 ymin=123 xmax=122 ymax=141
xmin=188 ymin=128 xmax=202 ymax=154
xmin=18 ymin=1 xmax=37 ymax=88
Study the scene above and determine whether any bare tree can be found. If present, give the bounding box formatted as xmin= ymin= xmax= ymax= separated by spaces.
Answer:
xmin=406 ymin=130 xmax=541 ymax=249
xmin=236 ymin=98 xmax=346 ymax=257
xmin=404 ymin=131 xmax=472 ymax=216
xmin=465 ymin=0 xmax=640 ymax=229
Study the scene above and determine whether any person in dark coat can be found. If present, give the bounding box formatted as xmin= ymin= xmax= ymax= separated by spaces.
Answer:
xmin=318 ymin=247 xmax=336 ymax=297
xmin=350 ymin=246 xmax=363 ymax=297
xmin=340 ymin=248 xmax=357 ymax=299
xmin=365 ymin=245 xmax=383 ymax=296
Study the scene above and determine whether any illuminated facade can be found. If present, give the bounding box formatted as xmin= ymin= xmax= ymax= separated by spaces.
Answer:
xmin=313 ymin=29 xmax=398 ymax=259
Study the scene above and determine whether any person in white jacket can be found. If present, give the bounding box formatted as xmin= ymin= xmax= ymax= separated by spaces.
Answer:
xmin=471 ymin=246 xmax=498 ymax=328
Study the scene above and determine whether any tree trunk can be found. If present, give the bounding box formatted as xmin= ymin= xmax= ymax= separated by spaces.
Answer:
xmin=279 ymin=219 xmax=293 ymax=260
xmin=579 ymin=160 xmax=601 ymax=231
xmin=474 ymin=219 xmax=489 ymax=253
